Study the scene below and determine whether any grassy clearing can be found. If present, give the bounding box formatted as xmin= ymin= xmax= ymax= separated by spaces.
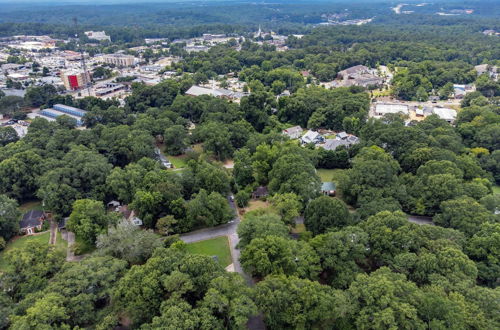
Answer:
xmin=0 ymin=232 xmax=50 ymax=270
xmin=243 ymin=200 xmax=275 ymax=213
xmin=316 ymin=168 xmax=345 ymax=183
xmin=291 ymin=223 xmax=306 ymax=234
xmin=192 ymin=143 xmax=203 ymax=153
xmin=168 ymin=154 xmax=188 ymax=169
xmin=19 ymin=200 xmax=43 ymax=212
xmin=186 ymin=236 xmax=232 ymax=268
xmin=372 ymin=88 xmax=392 ymax=97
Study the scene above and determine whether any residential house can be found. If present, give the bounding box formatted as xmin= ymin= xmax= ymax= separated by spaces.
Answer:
xmin=322 ymin=132 xmax=359 ymax=151
xmin=115 ymin=205 xmax=143 ymax=226
xmin=282 ymin=125 xmax=303 ymax=139
xmin=252 ymin=186 xmax=269 ymax=199
xmin=19 ymin=210 xmax=46 ymax=235
xmin=301 ymin=130 xmax=324 ymax=145
xmin=475 ymin=64 xmax=498 ymax=80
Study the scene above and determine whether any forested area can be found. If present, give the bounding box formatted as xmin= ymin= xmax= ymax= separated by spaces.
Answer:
xmin=0 ymin=1 xmax=499 ymax=328
xmin=0 ymin=69 xmax=498 ymax=329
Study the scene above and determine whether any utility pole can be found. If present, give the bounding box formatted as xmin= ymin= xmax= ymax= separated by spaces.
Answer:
xmin=73 ymin=17 xmax=92 ymax=97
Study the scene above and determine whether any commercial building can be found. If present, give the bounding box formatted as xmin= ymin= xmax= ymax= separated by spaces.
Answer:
xmin=432 ymin=107 xmax=457 ymax=123
xmin=39 ymin=104 xmax=87 ymax=126
xmin=101 ymin=54 xmax=137 ymax=67
xmin=374 ymin=103 xmax=409 ymax=117
xmin=185 ymin=85 xmax=248 ymax=101
xmin=84 ymin=31 xmax=111 ymax=42
xmin=61 ymin=70 xmax=91 ymax=91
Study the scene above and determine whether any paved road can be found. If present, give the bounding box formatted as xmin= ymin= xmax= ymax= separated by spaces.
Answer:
xmin=180 ymin=196 xmax=251 ymax=282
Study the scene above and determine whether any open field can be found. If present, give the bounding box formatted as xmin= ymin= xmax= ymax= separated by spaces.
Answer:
xmin=185 ymin=236 xmax=232 ymax=268
xmin=168 ymin=154 xmax=188 ymax=169
xmin=316 ymin=168 xmax=345 ymax=182
xmin=19 ymin=200 xmax=43 ymax=212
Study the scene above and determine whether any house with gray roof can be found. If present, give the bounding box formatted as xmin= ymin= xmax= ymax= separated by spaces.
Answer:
xmin=19 ymin=210 xmax=46 ymax=235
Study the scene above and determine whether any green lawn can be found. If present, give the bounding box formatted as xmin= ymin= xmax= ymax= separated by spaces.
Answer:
xmin=186 ymin=236 xmax=232 ymax=268
xmin=493 ymin=185 xmax=500 ymax=195
xmin=167 ymin=154 xmax=188 ymax=169
xmin=0 ymin=232 xmax=50 ymax=270
xmin=316 ymin=168 xmax=345 ymax=183
xmin=19 ymin=200 xmax=43 ymax=212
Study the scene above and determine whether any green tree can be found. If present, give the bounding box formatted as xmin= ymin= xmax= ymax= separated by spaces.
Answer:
xmin=155 ymin=215 xmax=178 ymax=236
xmin=268 ymin=193 xmax=302 ymax=226
xmin=0 ymin=126 xmax=19 ymax=146
xmin=304 ymin=196 xmax=351 ymax=235
xmin=164 ymin=125 xmax=187 ymax=156
xmin=24 ymin=85 xmax=57 ymax=107
xmin=415 ymin=86 xmax=429 ymax=102
xmin=13 ymin=256 xmax=127 ymax=329
xmin=0 ymin=150 xmax=43 ymax=200
xmin=113 ymin=246 xmax=224 ymax=325
xmin=0 ymin=194 xmax=21 ymax=241
xmin=96 ymin=220 xmax=162 ymax=264
xmin=1 ymin=241 xmax=64 ymax=301
xmin=433 ymin=197 xmax=494 ymax=237
xmin=255 ymin=275 xmax=350 ymax=329
xmin=339 ymin=146 xmax=401 ymax=207
xmin=392 ymin=246 xmax=477 ymax=290
xmin=268 ymin=153 xmax=321 ymax=202
xmin=347 ymin=267 xmax=424 ymax=329
xmin=67 ymin=199 xmax=115 ymax=245
xmin=130 ymin=190 xmax=163 ymax=228
xmin=10 ymin=293 xmax=70 ymax=329
xmin=465 ymin=222 xmax=500 ymax=287
xmin=240 ymin=235 xmax=320 ymax=279
xmin=185 ymin=189 xmax=233 ymax=231
xmin=233 ymin=148 xmax=254 ymax=188
xmin=310 ymin=226 xmax=369 ymax=288
xmin=237 ymin=212 xmax=289 ymax=248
